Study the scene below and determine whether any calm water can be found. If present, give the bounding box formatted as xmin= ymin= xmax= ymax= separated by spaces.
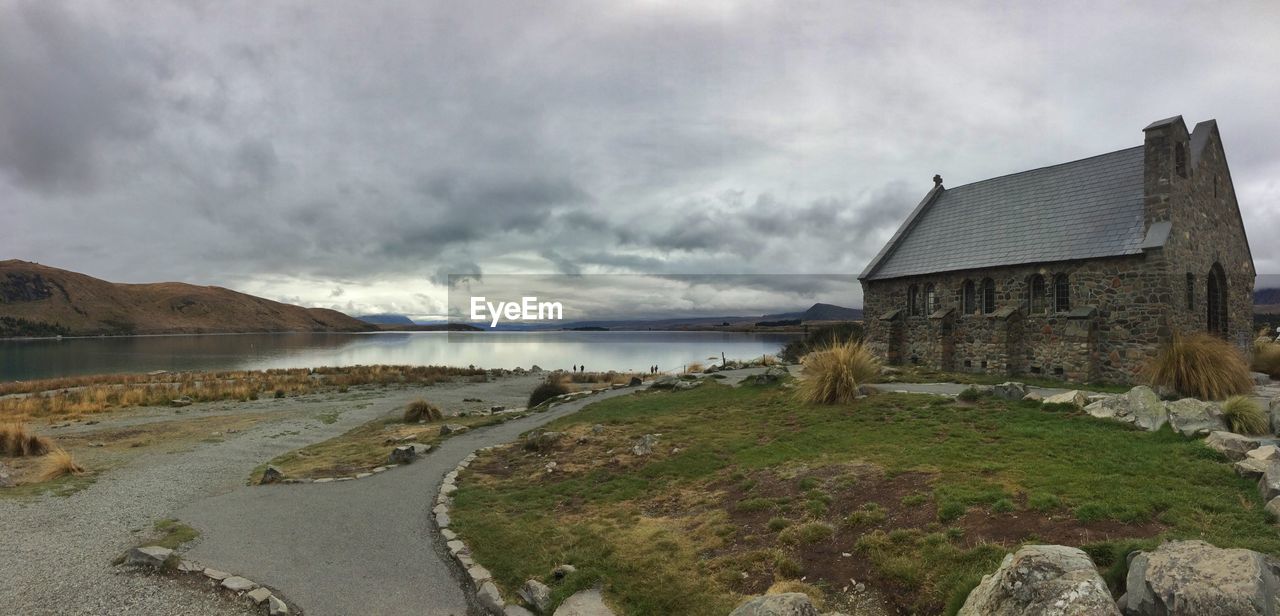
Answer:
xmin=0 ymin=331 xmax=800 ymax=382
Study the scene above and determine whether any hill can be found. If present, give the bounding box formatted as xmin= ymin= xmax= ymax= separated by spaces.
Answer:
xmin=0 ymin=260 xmax=374 ymax=337
xmin=358 ymin=313 xmax=415 ymax=325
xmin=762 ymin=302 xmax=863 ymax=321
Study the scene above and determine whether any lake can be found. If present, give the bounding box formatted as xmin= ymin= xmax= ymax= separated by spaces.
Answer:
xmin=0 ymin=331 xmax=801 ymax=382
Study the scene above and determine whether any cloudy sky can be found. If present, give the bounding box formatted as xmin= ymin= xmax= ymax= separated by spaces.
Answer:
xmin=2 ymin=1 xmax=1278 ymax=319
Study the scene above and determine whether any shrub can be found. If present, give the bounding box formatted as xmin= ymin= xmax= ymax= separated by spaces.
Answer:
xmin=38 ymin=448 xmax=86 ymax=482
xmin=528 ymin=377 xmax=572 ymax=408
xmin=767 ymin=517 xmax=791 ymax=531
xmin=1221 ymin=395 xmax=1268 ymax=435
xmin=780 ymin=322 xmax=865 ymax=363
xmin=795 ymin=341 xmax=881 ymax=405
xmin=956 ymin=387 xmax=982 ymax=402
xmin=403 ymin=399 xmax=443 ymax=423
xmin=1145 ymin=332 xmax=1253 ymax=400
xmin=0 ymin=422 xmax=52 ymax=457
xmin=1254 ymin=342 xmax=1280 ymax=379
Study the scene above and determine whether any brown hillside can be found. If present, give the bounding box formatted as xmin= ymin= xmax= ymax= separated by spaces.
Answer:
xmin=0 ymin=260 xmax=374 ymax=337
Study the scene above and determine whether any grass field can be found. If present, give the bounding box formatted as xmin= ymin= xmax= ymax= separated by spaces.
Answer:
xmin=449 ymin=380 xmax=1277 ymax=615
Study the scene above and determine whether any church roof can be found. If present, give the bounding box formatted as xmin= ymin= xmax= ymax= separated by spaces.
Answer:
xmin=860 ymin=146 xmax=1148 ymax=281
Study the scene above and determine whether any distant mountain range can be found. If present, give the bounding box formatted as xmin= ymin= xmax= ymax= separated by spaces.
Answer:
xmin=357 ymin=313 xmax=416 ymax=325
xmin=0 ymin=260 xmax=373 ymax=337
xmin=761 ymin=302 xmax=864 ymax=321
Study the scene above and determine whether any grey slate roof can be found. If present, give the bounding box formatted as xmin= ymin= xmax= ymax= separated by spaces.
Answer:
xmin=861 ymin=146 xmax=1147 ymax=281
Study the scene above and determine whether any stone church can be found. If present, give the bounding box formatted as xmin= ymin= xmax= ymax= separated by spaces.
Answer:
xmin=859 ymin=116 xmax=1255 ymax=384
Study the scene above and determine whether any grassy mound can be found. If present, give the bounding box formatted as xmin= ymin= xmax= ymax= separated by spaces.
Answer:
xmin=404 ymin=399 xmax=443 ymax=423
xmin=1146 ymin=333 xmax=1253 ymax=400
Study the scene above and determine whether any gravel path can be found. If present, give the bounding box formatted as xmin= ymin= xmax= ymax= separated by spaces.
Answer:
xmin=0 ymin=376 xmax=541 ymax=616
xmin=176 ymin=385 xmax=639 ymax=616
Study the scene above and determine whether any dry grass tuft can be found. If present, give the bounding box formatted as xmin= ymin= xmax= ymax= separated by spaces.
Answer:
xmin=37 ymin=448 xmax=86 ymax=482
xmin=403 ymin=399 xmax=443 ymax=423
xmin=685 ymin=362 xmax=705 ymax=374
xmin=528 ymin=377 xmax=572 ymax=408
xmin=795 ymin=341 xmax=881 ymax=405
xmin=1221 ymin=395 xmax=1268 ymax=435
xmin=0 ymin=422 xmax=53 ymax=457
xmin=1145 ymin=332 xmax=1254 ymax=400
xmin=1253 ymin=342 xmax=1280 ymax=379
xmin=765 ymin=581 xmax=827 ymax=610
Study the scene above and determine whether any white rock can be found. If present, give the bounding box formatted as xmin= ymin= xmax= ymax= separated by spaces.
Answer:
xmin=1042 ymin=390 xmax=1088 ymax=408
xmin=268 ymin=595 xmax=290 ymax=615
xmin=468 ymin=564 xmax=493 ymax=584
xmin=476 ymin=581 xmax=504 ymax=613
xmin=203 ymin=568 xmax=232 ymax=581
xmin=221 ymin=576 xmax=258 ymax=592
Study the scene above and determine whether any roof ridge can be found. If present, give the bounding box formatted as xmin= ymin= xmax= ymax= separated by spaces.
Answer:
xmin=945 ymin=145 xmax=1143 ymax=192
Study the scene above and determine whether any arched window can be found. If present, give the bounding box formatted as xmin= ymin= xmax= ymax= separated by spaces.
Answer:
xmin=1175 ymin=142 xmax=1187 ymax=178
xmin=924 ymin=284 xmax=937 ymax=315
xmin=1053 ymin=274 xmax=1070 ymax=312
xmin=907 ymin=285 xmax=919 ymax=316
xmin=1026 ymin=274 xmax=1046 ymax=314
xmin=1207 ymin=263 xmax=1227 ymax=337
xmin=962 ymin=280 xmax=976 ymax=314
xmin=981 ymin=278 xmax=996 ymax=314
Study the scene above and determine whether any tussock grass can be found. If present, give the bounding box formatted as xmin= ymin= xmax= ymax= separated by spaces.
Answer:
xmin=1221 ymin=395 xmax=1268 ymax=435
xmin=1145 ymin=333 xmax=1253 ymax=400
xmin=0 ymin=364 xmax=486 ymax=420
xmin=404 ymin=399 xmax=442 ymax=423
xmin=1254 ymin=342 xmax=1280 ymax=379
xmin=0 ymin=422 xmax=52 ymax=457
xmin=37 ymin=448 xmax=86 ymax=482
xmin=685 ymin=362 xmax=705 ymax=374
xmin=528 ymin=377 xmax=572 ymax=408
xmin=796 ymin=341 xmax=881 ymax=404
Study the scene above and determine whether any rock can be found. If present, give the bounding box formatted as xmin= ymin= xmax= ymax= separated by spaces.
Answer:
xmin=468 ymin=564 xmax=493 ymax=584
xmin=750 ymin=367 xmax=790 ymax=385
xmin=440 ymin=424 xmax=468 ymax=436
xmin=1127 ymin=386 xmax=1168 ymax=431
xmin=519 ymin=579 xmax=553 ymax=613
xmin=506 ymin=606 xmax=537 ymax=616
xmin=268 ymin=595 xmax=290 ymax=615
xmin=552 ymin=564 xmax=577 ymax=580
xmin=447 ymin=540 xmax=467 ymax=555
xmin=177 ymin=560 xmax=203 ymax=573
xmin=1247 ymin=445 xmax=1280 ymax=461
xmin=957 ymin=544 xmax=1118 ymax=616
xmin=1084 ymin=395 xmax=1127 ymax=420
xmin=1022 ymin=391 xmax=1044 ymax=402
xmin=992 ymin=382 xmax=1029 ymax=401
xmin=1165 ymin=399 xmax=1226 ymax=436
xmin=1120 ymin=540 xmax=1280 ymax=616
xmin=1252 ymin=372 xmax=1272 ymax=386
xmin=1235 ymin=457 xmax=1271 ymax=481
xmin=170 ymin=397 xmax=193 ymax=407
xmin=246 ymin=588 xmax=273 ymax=605
xmin=1205 ymin=431 xmax=1261 ymax=461
xmin=629 ymin=376 xmax=643 ymax=386
xmin=651 ymin=375 xmax=680 ymax=389
xmin=221 ymin=576 xmax=258 ymax=592
xmin=388 ymin=445 xmax=417 ymax=465
xmin=591 ymin=424 xmax=604 ymax=435
xmin=491 ymin=405 xmax=506 ymax=413
xmin=552 ymin=589 xmax=618 ymax=616
xmin=1267 ymin=496 xmax=1280 ymax=521
xmin=674 ymin=379 xmax=701 ymax=390
xmin=477 ymin=581 xmax=504 ymax=613
xmin=1042 ymin=390 xmax=1088 ymax=408
xmin=728 ymin=593 xmax=820 ymax=616
xmin=632 ymin=434 xmax=658 ymax=456
xmin=125 ymin=546 xmax=173 ymax=568
xmin=0 ymin=461 xmax=13 ymax=488
xmin=260 ymin=465 xmax=284 ymax=484
xmin=1269 ymin=397 xmax=1280 ymax=435
xmin=203 ymin=568 xmax=231 ymax=581
xmin=1260 ymin=462 xmax=1280 ymax=502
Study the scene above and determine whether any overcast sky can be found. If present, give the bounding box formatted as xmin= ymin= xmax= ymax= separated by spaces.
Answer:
xmin=2 ymin=1 xmax=1278 ymax=319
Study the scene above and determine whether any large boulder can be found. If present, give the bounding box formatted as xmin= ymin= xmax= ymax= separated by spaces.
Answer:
xmin=1260 ymin=462 xmax=1280 ymax=502
xmin=993 ymin=382 xmax=1029 ymax=401
xmin=1235 ymin=457 xmax=1271 ymax=481
xmin=1084 ymin=386 xmax=1168 ymax=431
xmin=552 ymin=589 xmax=617 ymax=616
xmin=632 ymin=434 xmax=658 ymax=456
xmin=729 ymin=593 xmax=820 ymax=616
xmin=1120 ymin=540 xmax=1280 ymax=615
xmin=518 ymin=579 xmax=552 ymax=613
xmin=958 ymin=544 xmax=1119 ymax=616
xmin=651 ymin=375 xmax=680 ymax=389
xmin=388 ymin=445 xmax=417 ymax=465
xmin=1165 ymin=399 xmax=1226 ymax=436
xmin=1043 ymin=390 xmax=1089 ymax=408
xmin=125 ymin=545 xmax=174 ymax=568
xmin=1205 ymin=432 xmax=1262 ymax=462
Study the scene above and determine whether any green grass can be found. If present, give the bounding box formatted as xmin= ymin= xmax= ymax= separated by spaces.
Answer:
xmin=150 ymin=518 xmax=201 ymax=549
xmin=450 ymin=382 xmax=1279 ymax=615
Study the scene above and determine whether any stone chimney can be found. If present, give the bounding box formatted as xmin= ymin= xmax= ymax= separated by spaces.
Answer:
xmin=1142 ymin=115 xmax=1190 ymax=225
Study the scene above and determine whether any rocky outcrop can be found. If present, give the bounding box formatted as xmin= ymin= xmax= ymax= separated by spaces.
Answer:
xmin=260 ymin=465 xmax=284 ymax=484
xmin=1205 ymin=432 xmax=1261 ymax=462
xmin=1084 ymin=386 xmax=1167 ymax=431
xmin=1120 ymin=540 xmax=1280 ymax=615
xmin=958 ymin=544 xmax=1119 ymax=616
xmin=729 ymin=593 xmax=820 ymax=616
xmin=1165 ymin=399 xmax=1226 ymax=436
